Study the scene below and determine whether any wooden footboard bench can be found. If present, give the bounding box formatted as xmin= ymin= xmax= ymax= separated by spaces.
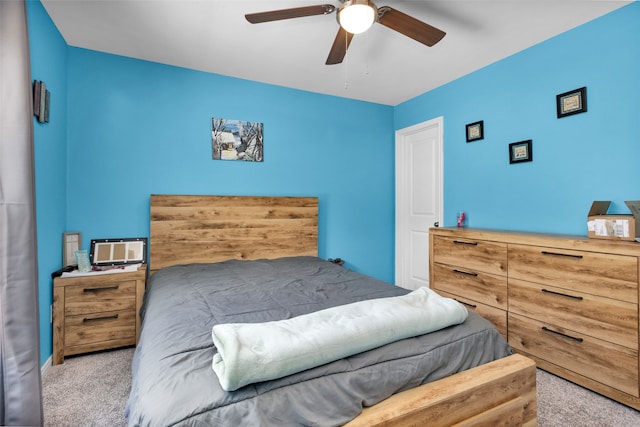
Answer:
xmin=346 ymin=353 xmax=536 ymax=426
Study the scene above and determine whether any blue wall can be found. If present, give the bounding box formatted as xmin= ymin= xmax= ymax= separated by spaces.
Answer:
xmin=396 ymin=2 xmax=640 ymax=234
xmin=27 ymin=0 xmax=68 ymax=365
xmin=29 ymin=1 xmax=394 ymax=366
xmin=28 ymin=1 xmax=639 ymax=366
xmin=64 ymin=48 xmax=395 ymax=280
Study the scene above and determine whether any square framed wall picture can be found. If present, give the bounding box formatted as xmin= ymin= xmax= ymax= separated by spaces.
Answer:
xmin=509 ymin=140 xmax=532 ymax=164
xmin=465 ymin=120 xmax=484 ymax=142
xmin=556 ymin=87 xmax=587 ymax=118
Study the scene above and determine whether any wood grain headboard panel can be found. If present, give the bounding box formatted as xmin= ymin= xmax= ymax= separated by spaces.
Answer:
xmin=149 ymin=195 xmax=318 ymax=273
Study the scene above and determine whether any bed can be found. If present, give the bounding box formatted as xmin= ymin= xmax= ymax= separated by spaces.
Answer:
xmin=125 ymin=194 xmax=537 ymax=426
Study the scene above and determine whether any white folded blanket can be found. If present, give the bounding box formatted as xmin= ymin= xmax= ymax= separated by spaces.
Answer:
xmin=211 ymin=287 xmax=468 ymax=391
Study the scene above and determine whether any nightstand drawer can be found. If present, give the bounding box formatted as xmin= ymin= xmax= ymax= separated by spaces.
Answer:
xmin=509 ymin=313 xmax=639 ymax=397
xmin=64 ymin=280 xmax=136 ymax=316
xmin=432 ymin=262 xmax=507 ymax=309
xmin=64 ymin=309 xmax=136 ymax=348
xmin=509 ymin=278 xmax=638 ymax=349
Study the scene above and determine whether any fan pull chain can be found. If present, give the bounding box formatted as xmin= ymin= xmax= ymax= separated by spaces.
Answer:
xmin=344 ymin=31 xmax=349 ymax=90
xmin=364 ymin=30 xmax=370 ymax=76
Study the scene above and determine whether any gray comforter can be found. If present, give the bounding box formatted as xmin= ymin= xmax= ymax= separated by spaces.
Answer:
xmin=126 ymin=256 xmax=512 ymax=426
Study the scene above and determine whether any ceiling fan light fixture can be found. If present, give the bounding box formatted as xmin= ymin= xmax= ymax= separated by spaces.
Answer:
xmin=338 ymin=0 xmax=377 ymax=34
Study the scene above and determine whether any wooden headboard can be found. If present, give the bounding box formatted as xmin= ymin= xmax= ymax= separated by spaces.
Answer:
xmin=149 ymin=195 xmax=318 ymax=273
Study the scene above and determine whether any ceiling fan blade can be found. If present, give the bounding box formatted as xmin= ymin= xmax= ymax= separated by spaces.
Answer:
xmin=245 ymin=4 xmax=335 ymax=24
xmin=377 ymin=6 xmax=446 ymax=47
xmin=326 ymin=27 xmax=354 ymax=65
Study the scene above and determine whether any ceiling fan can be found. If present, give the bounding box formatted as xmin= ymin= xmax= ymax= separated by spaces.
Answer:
xmin=245 ymin=1 xmax=446 ymax=65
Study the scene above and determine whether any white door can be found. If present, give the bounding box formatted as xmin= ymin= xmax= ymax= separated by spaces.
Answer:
xmin=395 ymin=117 xmax=443 ymax=290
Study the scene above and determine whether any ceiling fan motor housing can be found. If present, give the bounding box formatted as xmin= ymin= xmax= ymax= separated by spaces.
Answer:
xmin=337 ymin=0 xmax=378 ymax=34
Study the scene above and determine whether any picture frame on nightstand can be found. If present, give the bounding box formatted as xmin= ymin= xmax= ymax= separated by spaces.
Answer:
xmin=62 ymin=232 xmax=81 ymax=267
xmin=89 ymin=237 xmax=147 ymax=266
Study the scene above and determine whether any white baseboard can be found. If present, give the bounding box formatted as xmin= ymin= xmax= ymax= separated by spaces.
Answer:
xmin=41 ymin=355 xmax=52 ymax=377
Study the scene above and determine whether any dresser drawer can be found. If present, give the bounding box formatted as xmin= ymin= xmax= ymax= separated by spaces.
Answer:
xmin=64 ymin=309 xmax=136 ymax=348
xmin=435 ymin=289 xmax=507 ymax=338
xmin=64 ymin=280 xmax=137 ymax=316
xmin=509 ymin=278 xmax=638 ymax=349
xmin=432 ymin=263 xmax=507 ymax=309
xmin=508 ymin=244 xmax=638 ymax=302
xmin=509 ymin=313 xmax=639 ymax=397
xmin=432 ymin=236 xmax=507 ymax=276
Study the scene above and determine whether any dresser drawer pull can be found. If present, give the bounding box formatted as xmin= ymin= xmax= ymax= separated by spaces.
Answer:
xmin=454 ymin=299 xmax=477 ymax=309
xmin=540 ymin=251 xmax=583 ymax=259
xmin=453 ymin=240 xmax=478 ymax=246
xmin=541 ymin=326 xmax=584 ymax=342
xmin=83 ymin=285 xmax=119 ymax=293
xmin=452 ymin=269 xmax=478 ymax=277
xmin=541 ymin=288 xmax=584 ymax=301
xmin=83 ymin=314 xmax=119 ymax=324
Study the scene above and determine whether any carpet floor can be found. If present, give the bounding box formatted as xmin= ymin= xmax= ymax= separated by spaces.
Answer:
xmin=42 ymin=347 xmax=640 ymax=426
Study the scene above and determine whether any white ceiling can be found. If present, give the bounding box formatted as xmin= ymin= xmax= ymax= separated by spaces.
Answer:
xmin=40 ymin=0 xmax=632 ymax=106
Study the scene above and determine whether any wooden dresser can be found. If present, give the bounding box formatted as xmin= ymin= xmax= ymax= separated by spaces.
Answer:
xmin=52 ymin=265 xmax=146 ymax=365
xmin=429 ymin=227 xmax=640 ymax=410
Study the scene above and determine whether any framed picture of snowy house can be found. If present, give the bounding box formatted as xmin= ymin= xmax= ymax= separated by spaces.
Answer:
xmin=211 ymin=118 xmax=264 ymax=162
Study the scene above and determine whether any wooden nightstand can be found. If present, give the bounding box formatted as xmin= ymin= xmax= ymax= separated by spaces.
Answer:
xmin=52 ymin=265 xmax=146 ymax=365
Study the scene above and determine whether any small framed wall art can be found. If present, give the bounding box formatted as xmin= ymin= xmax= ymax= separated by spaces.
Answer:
xmin=33 ymin=80 xmax=50 ymax=123
xmin=211 ymin=118 xmax=264 ymax=162
xmin=556 ymin=87 xmax=587 ymax=118
xmin=509 ymin=140 xmax=532 ymax=164
xmin=465 ymin=120 xmax=484 ymax=142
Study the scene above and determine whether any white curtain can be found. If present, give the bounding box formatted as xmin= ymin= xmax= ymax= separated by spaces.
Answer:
xmin=0 ymin=0 xmax=44 ymax=425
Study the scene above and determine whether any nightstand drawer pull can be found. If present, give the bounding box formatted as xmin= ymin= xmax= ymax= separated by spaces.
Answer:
xmin=454 ymin=299 xmax=477 ymax=309
xmin=83 ymin=314 xmax=119 ymax=324
xmin=452 ymin=269 xmax=478 ymax=277
xmin=541 ymin=326 xmax=584 ymax=342
xmin=541 ymin=251 xmax=583 ymax=259
xmin=541 ymin=288 xmax=584 ymax=301
xmin=453 ymin=240 xmax=478 ymax=246
xmin=83 ymin=286 xmax=119 ymax=293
